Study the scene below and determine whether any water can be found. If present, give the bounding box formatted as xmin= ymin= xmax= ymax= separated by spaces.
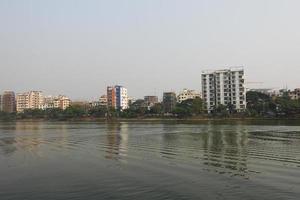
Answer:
xmin=0 ymin=121 xmax=300 ymax=200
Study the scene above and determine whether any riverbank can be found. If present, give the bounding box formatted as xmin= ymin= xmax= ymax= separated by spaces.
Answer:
xmin=2 ymin=116 xmax=300 ymax=124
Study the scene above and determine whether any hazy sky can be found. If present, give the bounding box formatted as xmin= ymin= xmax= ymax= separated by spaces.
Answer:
xmin=1 ymin=0 xmax=300 ymax=100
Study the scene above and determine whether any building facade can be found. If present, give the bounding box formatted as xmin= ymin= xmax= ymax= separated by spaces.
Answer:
xmin=107 ymin=85 xmax=128 ymax=110
xmin=163 ymin=92 xmax=177 ymax=113
xmin=202 ymin=68 xmax=246 ymax=113
xmin=99 ymin=95 xmax=108 ymax=107
xmin=0 ymin=95 xmax=2 ymax=111
xmin=16 ymin=91 xmax=44 ymax=112
xmin=38 ymin=95 xmax=70 ymax=110
xmin=2 ymin=91 xmax=16 ymax=113
xmin=289 ymin=88 xmax=300 ymax=100
xmin=177 ymin=89 xmax=201 ymax=103
xmin=107 ymin=86 xmax=116 ymax=109
xmin=144 ymin=96 xmax=158 ymax=107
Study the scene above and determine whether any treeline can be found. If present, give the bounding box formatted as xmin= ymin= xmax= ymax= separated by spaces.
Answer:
xmin=1 ymin=91 xmax=300 ymax=121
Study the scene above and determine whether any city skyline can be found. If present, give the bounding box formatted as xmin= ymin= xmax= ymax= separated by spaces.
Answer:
xmin=1 ymin=0 xmax=300 ymax=99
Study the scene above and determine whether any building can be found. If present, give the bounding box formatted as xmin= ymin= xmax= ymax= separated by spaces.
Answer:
xmin=16 ymin=93 xmax=30 ymax=113
xmin=99 ymin=95 xmax=108 ymax=107
xmin=39 ymin=95 xmax=71 ymax=110
xmin=18 ymin=91 xmax=43 ymax=112
xmin=144 ymin=96 xmax=158 ymax=107
xmin=289 ymin=88 xmax=300 ymax=100
xmin=59 ymin=96 xmax=71 ymax=110
xmin=107 ymin=85 xmax=128 ymax=110
xmin=107 ymin=86 xmax=116 ymax=109
xmin=201 ymin=67 xmax=246 ymax=113
xmin=163 ymin=92 xmax=177 ymax=113
xmin=16 ymin=91 xmax=44 ymax=113
xmin=115 ymin=85 xmax=128 ymax=110
xmin=1 ymin=91 xmax=16 ymax=113
xmin=177 ymin=89 xmax=201 ymax=103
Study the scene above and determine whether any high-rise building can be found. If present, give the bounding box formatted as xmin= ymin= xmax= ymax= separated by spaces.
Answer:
xmin=2 ymin=91 xmax=16 ymax=113
xmin=107 ymin=86 xmax=116 ymax=109
xmin=16 ymin=91 xmax=44 ymax=112
xmin=163 ymin=92 xmax=177 ymax=113
xmin=177 ymin=89 xmax=201 ymax=103
xmin=107 ymin=85 xmax=128 ymax=110
xmin=201 ymin=67 xmax=246 ymax=113
xmin=144 ymin=96 xmax=158 ymax=107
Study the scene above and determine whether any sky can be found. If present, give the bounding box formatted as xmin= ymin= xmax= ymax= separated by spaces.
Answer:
xmin=1 ymin=0 xmax=300 ymax=100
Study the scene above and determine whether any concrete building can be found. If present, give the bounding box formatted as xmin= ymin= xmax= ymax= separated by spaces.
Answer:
xmin=177 ymin=89 xmax=201 ymax=103
xmin=202 ymin=67 xmax=246 ymax=113
xmin=16 ymin=91 xmax=43 ymax=112
xmin=1 ymin=91 xmax=16 ymax=113
xmin=16 ymin=93 xmax=30 ymax=113
xmin=39 ymin=95 xmax=71 ymax=110
xmin=107 ymin=85 xmax=128 ymax=110
xmin=107 ymin=86 xmax=116 ymax=109
xmin=144 ymin=96 xmax=158 ymax=107
xmin=99 ymin=95 xmax=108 ymax=107
xmin=163 ymin=92 xmax=177 ymax=113
xmin=289 ymin=88 xmax=300 ymax=100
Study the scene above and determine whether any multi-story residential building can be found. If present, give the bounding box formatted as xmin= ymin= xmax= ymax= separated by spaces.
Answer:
xmin=107 ymin=85 xmax=128 ymax=110
xmin=29 ymin=91 xmax=44 ymax=109
xmin=99 ymin=95 xmax=108 ymax=107
xmin=163 ymin=92 xmax=177 ymax=113
xmin=144 ymin=96 xmax=158 ymax=107
xmin=128 ymin=97 xmax=136 ymax=106
xmin=1 ymin=91 xmax=16 ymax=113
xmin=115 ymin=85 xmax=128 ymax=110
xmin=202 ymin=67 xmax=246 ymax=113
xmin=16 ymin=93 xmax=30 ymax=112
xmin=107 ymin=86 xmax=116 ymax=109
xmin=177 ymin=89 xmax=201 ymax=103
xmin=39 ymin=95 xmax=71 ymax=110
xmin=16 ymin=91 xmax=44 ymax=112
xmin=289 ymin=88 xmax=300 ymax=100
xmin=59 ymin=96 xmax=71 ymax=110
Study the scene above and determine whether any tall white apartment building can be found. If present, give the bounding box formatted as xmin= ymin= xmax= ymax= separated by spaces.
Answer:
xmin=107 ymin=85 xmax=128 ymax=110
xmin=177 ymin=89 xmax=201 ymax=103
xmin=201 ymin=67 xmax=246 ymax=113
xmin=16 ymin=91 xmax=43 ymax=113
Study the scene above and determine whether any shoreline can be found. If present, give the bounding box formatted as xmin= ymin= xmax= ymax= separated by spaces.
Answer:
xmin=1 ymin=117 xmax=300 ymax=123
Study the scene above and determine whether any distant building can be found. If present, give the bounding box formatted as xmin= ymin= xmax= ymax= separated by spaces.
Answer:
xmin=163 ymin=92 xmax=177 ymax=113
xmin=177 ymin=89 xmax=201 ymax=103
xmin=16 ymin=91 xmax=44 ymax=112
xmin=39 ymin=95 xmax=71 ymax=110
xmin=202 ymin=67 xmax=246 ymax=113
xmin=16 ymin=93 xmax=30 ymax=112
xmin=2 ymin=91 xmax=16 ymax=113
xmin=128 ymin=97 xmax=136 ymax=106
xmin=99 ymin=95 xmax=108 ymax=107
xmin=144 ymin=96 xmax=158 ymax=107
xmin=107 ymin=86 xmax=116 ymax=109
xmin=107 ymin=85 xmax=128 ymax=110
xmin=289 ymin=88 xmax=300 ymax=100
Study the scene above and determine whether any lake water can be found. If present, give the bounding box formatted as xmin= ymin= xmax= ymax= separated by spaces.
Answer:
xmin=0 ymin=121 xmax=300 ymax=200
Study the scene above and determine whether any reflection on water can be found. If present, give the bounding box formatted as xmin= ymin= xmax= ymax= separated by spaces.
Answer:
xmin=105 ymin=123 xmax=128 ymax=160
xmin=0 ymin=121 xmax=300 ymax=200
